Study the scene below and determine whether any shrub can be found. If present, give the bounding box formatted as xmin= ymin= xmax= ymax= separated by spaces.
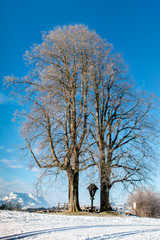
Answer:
xmin=128 ymin=189 xmax=160 ymax=218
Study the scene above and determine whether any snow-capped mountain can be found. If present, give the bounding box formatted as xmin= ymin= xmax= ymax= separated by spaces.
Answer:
xmin=0 ymin=192 xmax=50 ymax=209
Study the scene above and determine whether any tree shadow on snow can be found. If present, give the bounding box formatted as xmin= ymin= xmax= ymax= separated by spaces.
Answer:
xmin=87 ymin=228 xmax=160 ymax=240
xmin=1 ymin=225 xmax=160 ymax=240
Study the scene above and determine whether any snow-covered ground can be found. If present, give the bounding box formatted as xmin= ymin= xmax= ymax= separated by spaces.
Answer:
xmin=0 ymin=210 xmax=160 ymax=240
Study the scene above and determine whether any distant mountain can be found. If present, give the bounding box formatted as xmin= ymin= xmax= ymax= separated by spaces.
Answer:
xmin=0 ymin=192 xmax=50 ymax=209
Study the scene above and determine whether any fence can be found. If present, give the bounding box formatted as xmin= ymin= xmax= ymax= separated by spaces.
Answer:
xmin=57 ymin=203 xmax=99 ymax=212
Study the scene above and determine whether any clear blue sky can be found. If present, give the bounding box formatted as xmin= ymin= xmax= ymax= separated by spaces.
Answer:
xmin=0 ymin=0 xmax=160 ymax=206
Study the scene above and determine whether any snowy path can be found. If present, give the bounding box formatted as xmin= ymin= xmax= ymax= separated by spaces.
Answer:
xmin=0 ymin=210 xmax=160 ymax=239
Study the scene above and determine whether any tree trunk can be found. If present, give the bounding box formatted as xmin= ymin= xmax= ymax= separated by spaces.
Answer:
xmin=67 ymin=170 xmax=81 ymax=212
xmin=100 ymin=173 xmax=112 ymax=211
xmin=100 ymin=144 xmax=113 ymax=212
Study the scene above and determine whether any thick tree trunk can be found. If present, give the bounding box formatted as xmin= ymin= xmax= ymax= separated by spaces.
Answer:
xmin=67 ymin=170 xmax=81 ymax=212
xmin=100 ymin=174 xmax=112 ymax=211
xmin=100 ymin=144 xmax=113 ymax=212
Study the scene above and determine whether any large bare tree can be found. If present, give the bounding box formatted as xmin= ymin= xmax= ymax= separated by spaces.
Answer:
xmin=4 ymin=25 xmax=102 ymax=212
xmin=89 ymin=50 xmax=159 ymax=211
xmin=4 ymin=25 xmax=159 ymax=212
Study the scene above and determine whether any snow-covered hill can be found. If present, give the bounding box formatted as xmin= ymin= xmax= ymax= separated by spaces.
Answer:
xmin=0 ymin=192 xmax=50 ymax=209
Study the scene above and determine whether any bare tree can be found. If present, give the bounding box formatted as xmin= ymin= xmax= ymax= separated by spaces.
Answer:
xmin=128 ymin=189 xmax=160 ymax=218
xmin=89 ymin=50 xmax=159 ymax=211
xmin=4 ymin=25 xmax=159 ymax=212
xmin=4 ymin=25 xmax=101 ymax=212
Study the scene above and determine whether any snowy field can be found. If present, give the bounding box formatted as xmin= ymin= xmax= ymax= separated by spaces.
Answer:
xmin=0 ymin=210 xmax=160 ymax=239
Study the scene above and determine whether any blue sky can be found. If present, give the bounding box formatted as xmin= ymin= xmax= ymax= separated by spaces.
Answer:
xmin=0 ymin=0 xmax=160 ymax=206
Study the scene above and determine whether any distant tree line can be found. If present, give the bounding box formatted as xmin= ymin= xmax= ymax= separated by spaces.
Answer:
xmin=4 ymin=25 xmax=159 ymax=212
xmin=0 ymin=203 xmax=56 ymax=212
xmin=0 ymin=202 xmax=21 ymax=211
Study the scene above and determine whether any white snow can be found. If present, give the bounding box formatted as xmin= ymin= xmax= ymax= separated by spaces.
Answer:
xmin=28 ymin=193 xmax=38 ymax=202
xmin=2 ymin=192 xmax=17 ymax=201
xmin=0 ymin=210 xmax=160 ymax=240
xmin=0 ymin=192 xmax=50 ymax=209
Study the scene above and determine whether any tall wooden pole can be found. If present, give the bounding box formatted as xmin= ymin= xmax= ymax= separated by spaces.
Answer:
xmin=90 ymin=197 xmax=94 ymax=212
